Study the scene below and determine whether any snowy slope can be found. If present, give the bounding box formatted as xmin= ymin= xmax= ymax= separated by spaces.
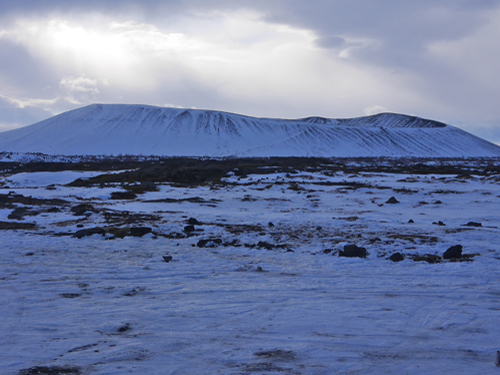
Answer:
xmin=1 ymin=104 xmax=499 ymax=157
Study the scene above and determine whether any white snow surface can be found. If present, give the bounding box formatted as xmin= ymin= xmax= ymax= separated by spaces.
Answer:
xmin=2 ymin=167 xmax=500 ymax=374
xmin=1 ymin=104 xmax=500 ymax=157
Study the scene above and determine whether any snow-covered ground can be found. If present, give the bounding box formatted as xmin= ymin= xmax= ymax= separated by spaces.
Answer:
xmin=1 ymin=167 xmax=500 ymax=374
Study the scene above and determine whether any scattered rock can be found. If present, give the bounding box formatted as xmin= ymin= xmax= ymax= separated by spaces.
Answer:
xmin=268 ymin=221 xmax=275 ymax=228
xmin=187 ymin=217 xmax=200 ymax=225
xmin=117 ymin=323 xmax=131 ymax=333
xmin=130 ymin=227 xmax=152 ymax=237
xmin=386 ymin=197 xmax=399 ymax=204
xmin=443 ymin=245 xmax=462 ymax=259
xmin=197 ymin=238 xmax=222 ymax=248
xmin=110 ymin=191 xmax=137 ymax=200
xmin=432 ymin=221 xmax=446 ymax=226
xmin=340 ymin=244 xmax=367 ymax=258
xmin=464 ymin=221 xmax=482 ymax=227
xmin=389 ymin=253 xmax=404 ymax=262
xmin=162 ymin=255 xmax=173 ymax=263
xmin=73 ymin=227 xmax=105 ymax=239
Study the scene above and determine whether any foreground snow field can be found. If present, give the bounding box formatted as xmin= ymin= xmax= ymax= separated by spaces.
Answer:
xmin=1 ymin=161 xmax=500 ymax=374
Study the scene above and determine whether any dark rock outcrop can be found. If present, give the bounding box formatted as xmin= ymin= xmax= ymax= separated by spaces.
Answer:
xmin=386 ymin=197 xmax=399 ymax=204
xmin=443 ymin=245 xmax=462 ymax=259
xmin=340 ymin=244 xmax=367 ymax=258
xmin=389 ymin=253 xmax=404 ymax=262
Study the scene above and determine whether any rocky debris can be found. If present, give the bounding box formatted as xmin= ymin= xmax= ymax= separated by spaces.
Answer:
xmin=130 ymin=227 xmax=152 ymax=237
xmin=340 ymin=244 xmax=367 ymax=258
xmin=412 ymin=254 xmax=442 ymax=264
xmin=389 ymin=253 xmax=404 ymax=262
xmin=463 ymin=221 xmax=482 ymax=227
xmin=432 ymin=221 xmax=446 ymax=226
xmin=71 ymin=203 xmax=95 ymax=216
xmin=117 ymin=323 xmax=131 ymax=333
xmin=73 ymin=227 xmax=106 ymax=239
xmin=443 ymin=245 xmax=462 ymax=259
xmin=187 ymin=217 xmax=200 ymax=225
xmin=18 ymin=366 xmax=81 ymax=375
xmin=110 ymin=191 xmax=137 ymax=200
xmin=386 ymin=196 xmax=399 ymax=204
xmin=162 ymin=255 xmax=173 ymax=263
xmin=268 ymin=221 xmax=275 ymax=228
xmin=197 ymin=238 xmax=223 ymax=248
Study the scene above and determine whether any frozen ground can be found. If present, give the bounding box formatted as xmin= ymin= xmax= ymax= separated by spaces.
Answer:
xmin=1 ymin=165 xmax=500 ymax=374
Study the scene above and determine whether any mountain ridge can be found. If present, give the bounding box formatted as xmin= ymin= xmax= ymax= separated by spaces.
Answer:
xmin=0 ymin=104 xmax=498 ymax=157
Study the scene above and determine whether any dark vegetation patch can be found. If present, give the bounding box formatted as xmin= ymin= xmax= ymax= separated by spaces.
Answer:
xmin=18 ymin=366 xmax=81 ymax=375
xmin=0 ymin=221 xmax=37 ymax=230
xmin=0 ymin=192 xmax=68 ymax=209
xmin=103 ymin=211 xmax=160 ymax=225
xmin=386 ymin=234 xmax=439 ymax=244
xmin=3 ymin=157 xmax=498 ymax=188
xmin=8 ymin=207 xmax=41 ymax=220
xmin=254 ymin=349 xmax=296 ymax=361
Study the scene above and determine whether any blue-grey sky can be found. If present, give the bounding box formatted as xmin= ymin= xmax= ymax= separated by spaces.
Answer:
xmin=1 ymin=0 xmax=500 ymax=143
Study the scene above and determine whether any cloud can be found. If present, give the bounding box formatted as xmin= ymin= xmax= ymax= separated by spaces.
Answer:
xmin=0 ymin=1 xmax=499 ymax=141
xmin=0 ymin=96 xmax=53 ymax=132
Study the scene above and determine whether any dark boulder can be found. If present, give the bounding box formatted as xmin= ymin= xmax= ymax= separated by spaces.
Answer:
xmin=183 ymin=225 xmax=195 ymax=233
xmin=389 ymin=253 xmax=404 ymax=262
xmin=130 ymin=227 xmax=152 ymax=237
xmin=187 ymin=217 xmax=200 ymax=225
xmin=464 ymin=221 xmax=482 ymax=227
xmin=340 ymin=244 xmax=367 ymax=258
xmin=386 ymin=197 xmax=399 ymax=204
xmin=162 ymin=255 xmax=173 ymax=263
xmin=443 ymin=245 xmax=462 ymax=259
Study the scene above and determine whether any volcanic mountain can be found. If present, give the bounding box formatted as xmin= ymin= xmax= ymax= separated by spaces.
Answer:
xmin=0 ymin=104 xmax=499 ymax=157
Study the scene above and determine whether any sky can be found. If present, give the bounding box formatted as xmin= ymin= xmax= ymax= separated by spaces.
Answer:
xmin=1 ymin=0 xmax=500 ymax=144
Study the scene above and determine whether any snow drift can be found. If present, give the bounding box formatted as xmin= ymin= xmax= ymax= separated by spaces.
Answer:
xmin=0 ymin=104 xmax=499 ymax=157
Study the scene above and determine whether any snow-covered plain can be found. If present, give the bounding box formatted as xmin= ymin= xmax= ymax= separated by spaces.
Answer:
xmin=2 ymin=165 xmax=500 ymax=374
xmin=1 ymin=104 xmax=500 ymax=158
